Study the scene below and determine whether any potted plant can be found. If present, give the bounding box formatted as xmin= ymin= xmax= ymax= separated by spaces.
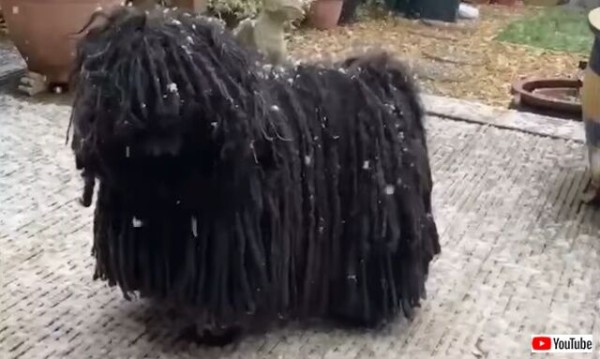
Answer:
xmin=0 ymin=0 xmax=124 ymax=87
xmin=308 ymin=0 xmax=343 ymax=30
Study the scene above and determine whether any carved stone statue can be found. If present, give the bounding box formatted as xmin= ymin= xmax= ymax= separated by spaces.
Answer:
xmin=233 ymin=0 xmax=304 ymax=66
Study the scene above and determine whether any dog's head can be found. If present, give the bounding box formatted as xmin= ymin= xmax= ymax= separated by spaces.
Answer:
xmin=70 ymin=7 xmax=272 ymax=205
xmin=72 ymin=9 xmax=269 ymax=160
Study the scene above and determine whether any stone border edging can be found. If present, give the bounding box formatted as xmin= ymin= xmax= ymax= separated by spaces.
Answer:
xmin=0 ymin=64 xmax=24 ymax=85
xmin=422 ymin=94 xmax=585 ymax=143
xmin=0 ymin=47 xmax=26 ymax=88
xmin=0 ymin=62 xmax=27 ymax=87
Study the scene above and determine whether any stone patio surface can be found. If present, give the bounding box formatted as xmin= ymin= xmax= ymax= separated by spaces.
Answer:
xmin=0 ymin=91 xmax=599 ymax=359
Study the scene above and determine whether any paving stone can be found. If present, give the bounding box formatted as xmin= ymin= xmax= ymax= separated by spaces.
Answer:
xmin=0 ymin=93 xmax=599 ymax=358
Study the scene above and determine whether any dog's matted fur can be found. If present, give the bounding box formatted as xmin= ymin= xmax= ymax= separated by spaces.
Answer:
xmin=70 ymin=7 xmax=441 ymax=339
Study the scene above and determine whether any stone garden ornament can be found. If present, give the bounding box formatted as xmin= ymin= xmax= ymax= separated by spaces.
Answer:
xmin=233 ymin=0 xmax=305 ymax=65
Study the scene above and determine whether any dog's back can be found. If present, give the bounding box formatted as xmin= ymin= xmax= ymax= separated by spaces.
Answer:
xmin=258 ymin=54 xmax=440 ymax=326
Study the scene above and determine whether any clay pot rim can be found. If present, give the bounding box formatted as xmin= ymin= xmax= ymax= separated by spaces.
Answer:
xmin=511 ymin=77 xmax=582 ymax=114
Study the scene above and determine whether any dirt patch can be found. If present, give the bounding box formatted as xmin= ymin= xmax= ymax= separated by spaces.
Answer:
xmin=289 ymin=5 xmax=585 ymax=108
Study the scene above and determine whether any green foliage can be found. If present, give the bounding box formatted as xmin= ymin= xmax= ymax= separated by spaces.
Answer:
xmin=207 ymin=0 xmax=262 ymax=21
xmin=496 ymin=7 xmax=595 ymax=54
xmin=206 ymin=0 xmax=313 ymax=25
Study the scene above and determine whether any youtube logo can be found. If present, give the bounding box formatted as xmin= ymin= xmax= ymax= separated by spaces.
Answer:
xmin=531 ymin=335 xmax=594 ymax=353
xmin=531 ymin=336 xmax=552 ymax=351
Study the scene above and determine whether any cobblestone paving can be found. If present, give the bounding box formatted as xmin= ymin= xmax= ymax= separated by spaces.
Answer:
xmin=0 ymin=92 xmax=599 ymax=359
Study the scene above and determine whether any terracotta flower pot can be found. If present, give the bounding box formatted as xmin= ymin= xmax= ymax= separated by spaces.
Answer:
xmin=0 ymin=0 xmax=124 ymax=84
xmin=309 ymin=0 xmax=343 ymax=30
xmin=511 ymin=78 xmax=582 ymax=114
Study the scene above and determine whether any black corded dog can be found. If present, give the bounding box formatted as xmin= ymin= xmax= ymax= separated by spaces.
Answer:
xmin=69 ymin=7 xmax=440 ymax=345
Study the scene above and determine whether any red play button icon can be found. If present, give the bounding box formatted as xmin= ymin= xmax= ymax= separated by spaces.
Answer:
xmin=532 ymin=336 xmax=552 ymax=351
